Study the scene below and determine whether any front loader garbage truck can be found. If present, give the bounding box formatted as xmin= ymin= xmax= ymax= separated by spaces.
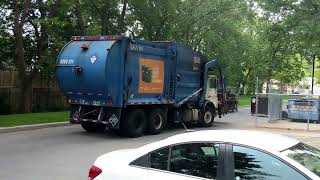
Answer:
xmin=56 ymin=35 xmax=226 ymax=137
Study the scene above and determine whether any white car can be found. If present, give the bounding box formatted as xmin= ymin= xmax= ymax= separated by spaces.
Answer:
xmin=88 ymin=130 xmax=320 ymax=180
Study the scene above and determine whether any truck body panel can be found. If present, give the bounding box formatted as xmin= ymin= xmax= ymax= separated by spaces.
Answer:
xmin=124 ymin=41 xmax=172 ymax=105
xmin=56 ymin=37 xmax=208 ymax=108
xmin=56 ymin=40 xmax=127 ymax=107
xmin=174 ymin=44 xmax=204 ymax=103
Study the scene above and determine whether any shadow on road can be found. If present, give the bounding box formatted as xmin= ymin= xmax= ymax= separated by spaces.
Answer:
xmin=66 ymin=120 xmax=232 ymax=141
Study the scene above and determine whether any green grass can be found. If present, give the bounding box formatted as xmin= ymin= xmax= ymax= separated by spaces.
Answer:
xmin=237 ymin=95 xmax=290 ymax=107
xmin=282 ymin=95 xmax=289 ymax=104
xmin=0 ymin=111 xmax=69 ymax=127
xmin=238 ymin=95 xmax=252 ymax=107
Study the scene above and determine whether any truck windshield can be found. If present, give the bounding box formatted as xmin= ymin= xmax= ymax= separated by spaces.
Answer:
xmin=282 ymin=142 xmax=320 ymax=176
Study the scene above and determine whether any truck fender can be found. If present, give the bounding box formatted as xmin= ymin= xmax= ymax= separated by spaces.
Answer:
xmin=202 ymin=101 xmax=216 ymax=115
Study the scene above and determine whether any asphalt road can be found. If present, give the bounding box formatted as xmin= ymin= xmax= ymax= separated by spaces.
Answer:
xmin=0 ymin=107 xmax=319 ymax=180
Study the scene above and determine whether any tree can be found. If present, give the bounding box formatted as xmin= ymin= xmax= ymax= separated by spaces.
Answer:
xmin=128 ymin=0 xmax=180 ymax=40
xmin=0 ymin=1 xmax=14 ymax=70
xmin=10 ymin=0 xmax=64 ymax=112
xmin=0 ymin=31 xmax=15 ymax=70
xmin=118 ymin=0 xmax=128 ymax=34
xmin=12 ymin=0 xmax=32 ymax=112
xmin=1 ymin=0 xmax=317 ymax=114
xmin=250 ymin=0 xmax=319 ymax=92
xmin=74 ymin=0 xmax=86 ymax=35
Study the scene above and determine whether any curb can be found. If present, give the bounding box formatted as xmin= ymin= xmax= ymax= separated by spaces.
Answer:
xmin=255 ymin=126 xmax=320 ymax=133
xmin=0 ymin=122 xmax=71 ymax=134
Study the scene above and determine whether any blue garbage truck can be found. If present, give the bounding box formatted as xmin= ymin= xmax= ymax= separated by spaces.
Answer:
xmin=56 ymin=35 xmax=226 ymax=137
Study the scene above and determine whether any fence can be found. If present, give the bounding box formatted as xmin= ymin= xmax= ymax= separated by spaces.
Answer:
xmin=252 ymin=93 xmax=320 ymax=131
xmin=0 ymin=70 xmax=61 ymax=88
xmin=0 ymin=70 xmax=68 ymax=114
xmin=0 ymin=71 xmax=17 ymax=88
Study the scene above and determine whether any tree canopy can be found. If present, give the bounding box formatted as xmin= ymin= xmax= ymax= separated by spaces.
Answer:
xmin=0 ymin=0 xmax=318 ymax=112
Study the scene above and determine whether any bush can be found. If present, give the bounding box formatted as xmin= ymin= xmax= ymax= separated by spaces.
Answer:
xmin=0 ymin=93 xmax=11 ymax=115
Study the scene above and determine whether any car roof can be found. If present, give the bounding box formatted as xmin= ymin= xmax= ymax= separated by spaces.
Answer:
xmin=137 ymin=130 xmax=299 ymax=154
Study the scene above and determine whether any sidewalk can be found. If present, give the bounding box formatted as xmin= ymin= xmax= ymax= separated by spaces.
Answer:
xmin=257 ymin=118 xmax=320 ymax=132
xmin=254 ymin=117 xmax=320 ymax=148
xmin=253 ymin=118 xmax=320 ymax=148
xmin=217 ymin=107 xmax=320 ymax=148
xmin=254 ymin=127 xmax=320 ymax=149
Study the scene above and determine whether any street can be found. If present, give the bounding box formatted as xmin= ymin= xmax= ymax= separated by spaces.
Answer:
xmin=0 ymin=107 xmax=319 ymax=180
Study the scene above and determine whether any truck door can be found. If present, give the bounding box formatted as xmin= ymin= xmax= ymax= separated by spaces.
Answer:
xmin=206 ymin=75 xmax=219 ymax=108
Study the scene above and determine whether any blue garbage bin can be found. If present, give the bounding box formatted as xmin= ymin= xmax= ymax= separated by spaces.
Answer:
xmin=287 ymin=99 xmax=320 ymax=122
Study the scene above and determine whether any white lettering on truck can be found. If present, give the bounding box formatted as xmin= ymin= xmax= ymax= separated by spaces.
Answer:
xmin=60 ymin=59 xmax=74 ymax=65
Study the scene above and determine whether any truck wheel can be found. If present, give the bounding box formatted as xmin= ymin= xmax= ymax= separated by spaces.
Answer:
xmin=81 ymin=122 xmax=106 ymax=133
xmin=147 ymin=109 xmax=167 ymax=135
xmin=121 ymin=109 xmax=146 ymax=138
xmin=200 ymin=106 xmax=215 ymax=127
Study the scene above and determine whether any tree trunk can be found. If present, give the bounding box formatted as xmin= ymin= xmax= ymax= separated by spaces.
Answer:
xmin=265 ymin=42 xmax=280 ymax=93
xmin=75 ymin=0 xmax=86 ymax=35
xmin=236 ymin=81 xmax=241 ymax=95
xmin=13 ymin=0 xmax=60 ymax=112
xmin=241 ymin=68 xmax=252 ymax=95
xmin=266 ymin=79 xmax=271 ymax=93
xmin=154 ymin=18 xmax=166 ymax=40
xmin=118 ymin=0 xmax=128 ymax=34
xmin=20 ymin=77 xmax=33 ymax=112
xmin=101 ymin=13 xmax=108 ymax=35
xmin=13 ymin=0 xmax=32 ymax=113
xmin=265 ymin=69 xmax=273 ymax=94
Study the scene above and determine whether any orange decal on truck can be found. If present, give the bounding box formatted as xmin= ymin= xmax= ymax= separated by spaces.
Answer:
xmin=139 ymin=58 xmax=164 ymax=94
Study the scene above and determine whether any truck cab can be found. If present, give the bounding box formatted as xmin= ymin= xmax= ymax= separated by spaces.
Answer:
xmin=206 ymin=75 xmax=219 ymax=109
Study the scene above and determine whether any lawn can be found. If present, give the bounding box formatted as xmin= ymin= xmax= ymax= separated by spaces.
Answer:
xmin=238 ymin=95 xmax=252 ymax=107
xmin=0 ymin=111 xmax=69 ymax=127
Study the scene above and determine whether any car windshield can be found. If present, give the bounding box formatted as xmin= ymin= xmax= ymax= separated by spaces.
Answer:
xmin=282 ymin=142 xmax=320 ymax=176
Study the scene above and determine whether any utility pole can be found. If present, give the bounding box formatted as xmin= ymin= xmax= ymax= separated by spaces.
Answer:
xmin=311 ymin=53 xmax=316 ymax=94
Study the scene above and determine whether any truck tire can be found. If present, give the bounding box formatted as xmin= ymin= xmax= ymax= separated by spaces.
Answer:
xmin=147 ymin=108 xmax=167 ymax=135
xmin=121 ymin=109 xmax=146 ymax=138
xmin=200 ymin=106 xmax=215 ymax=127
xmin=81 ymin=122 xmax=106 ymax=133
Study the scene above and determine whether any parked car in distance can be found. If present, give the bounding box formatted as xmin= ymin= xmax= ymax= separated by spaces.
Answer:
xmin=88 ymin=130 xmax=320 ymax=180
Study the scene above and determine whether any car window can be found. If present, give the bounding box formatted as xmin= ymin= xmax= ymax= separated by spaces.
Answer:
xmin=209 ymin=78 xmax=217 ymax=89
xmin=282 ymin=142 xmax=320 ymax=176
xmin=150 ymin=147 xmax=170 ymax=170
xmin=169 ymin=143 xmax=219 ymax=179
xmin=130 ymin=153 xmax=149 ymax=168
xmin=233 ymin=145 xmax=308 ymax=180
